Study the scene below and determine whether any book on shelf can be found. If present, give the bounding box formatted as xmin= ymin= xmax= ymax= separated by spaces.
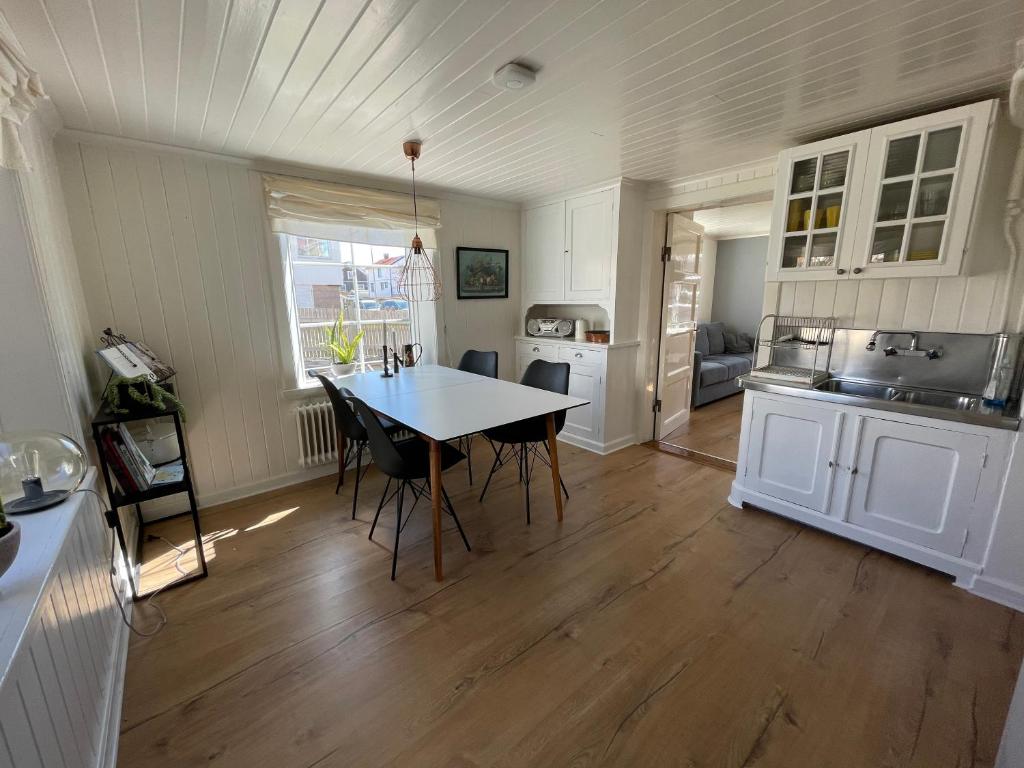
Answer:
xmin=100 ymin=425 xmax=158 ymax=494
xmin=151 ymin=460 xmax=184 ymax=486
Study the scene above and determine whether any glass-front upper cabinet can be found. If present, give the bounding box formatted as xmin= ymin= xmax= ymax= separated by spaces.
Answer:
xmin=850 ymin=100 xmax=997 ymax=278
xmin=765 ymin=130 xmax=871 ymax=281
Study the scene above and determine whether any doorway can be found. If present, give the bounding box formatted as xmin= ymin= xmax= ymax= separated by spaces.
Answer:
xmin=652 ymin=199 xmax=773 ymax=468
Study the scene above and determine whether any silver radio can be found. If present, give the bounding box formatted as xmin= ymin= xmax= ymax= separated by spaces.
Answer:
xmin=526 ymin=318 xmax=574 ymax=338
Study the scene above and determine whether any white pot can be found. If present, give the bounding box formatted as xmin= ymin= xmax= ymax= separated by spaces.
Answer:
xmin=0 ymin=520 xmax=21 ymax=580
xmin=330 ymin=362 xmax=358 ymax=377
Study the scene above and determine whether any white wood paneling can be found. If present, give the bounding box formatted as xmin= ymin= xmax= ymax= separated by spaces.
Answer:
xmin=56 ymin=135 xmax=520 ymax=502
xmin=3 ymin=0 xmax=1022 ymax=200
xmin=0 ymin=478 xmax=126 ymax=768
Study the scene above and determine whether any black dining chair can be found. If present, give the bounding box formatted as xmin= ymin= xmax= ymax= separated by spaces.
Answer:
xmin=313 ymin=373 xmax=405 ymax=520
xmin=456 ymin=349 xmax=499 ymax=485
xmin=346 ymin=395 xmax=471 ymax=580
xmin=478 ymin=359 xmax=570 ymax=524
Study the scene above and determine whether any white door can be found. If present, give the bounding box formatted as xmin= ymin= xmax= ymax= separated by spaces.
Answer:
xmin=654 ymin=213 xmax=701 ymax=438
xmin=563 ymin=362 xmax=601 ymax=442
xmin=842 ymin=417 xmax=987 ymax=555
xmin=745 ymin=396 xmax=843 ymax=513
xmin=523 ymin=202 xmax=565 ymax=302
xmin=849 ymin=101 xmax=994 ymax=279
xmin=765 ymin=130 xmax=871 ymax=281
xmin=564 ymin=190 xmax=613 ymax=301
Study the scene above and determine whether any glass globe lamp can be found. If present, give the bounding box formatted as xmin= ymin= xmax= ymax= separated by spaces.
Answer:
xmin=0 ymin=431 xmax=87 ymax=514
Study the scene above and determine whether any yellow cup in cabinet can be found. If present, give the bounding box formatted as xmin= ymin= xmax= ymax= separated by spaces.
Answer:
xmin=826 ymin=205 xmax=841 ymax=227
xmin=787 ymin=202 xmax=803 ymax=232
xmin=802 ymin=210 xmax=812 ymax=230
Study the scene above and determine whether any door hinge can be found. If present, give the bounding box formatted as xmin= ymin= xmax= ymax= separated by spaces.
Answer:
xmin=661 ymin=246 xmax=671 ymax=262
xmin=652 ymin=399 xmax=662 ymax=413
xmin=981 ymin=452 xmax=988 ymax=468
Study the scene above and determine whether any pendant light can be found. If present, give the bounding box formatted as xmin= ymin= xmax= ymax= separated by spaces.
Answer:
xmin=397 ymin=140 xmax=442 ymax=302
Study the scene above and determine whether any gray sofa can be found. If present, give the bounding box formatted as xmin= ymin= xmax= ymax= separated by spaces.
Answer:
xmin=692 ymin=322 xmax=754 ymax=407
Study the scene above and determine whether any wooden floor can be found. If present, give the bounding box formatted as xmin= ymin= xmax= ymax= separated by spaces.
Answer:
xmin=661 ymin=394 xmax=744 ymax=464
xmin=119 ymin=443 xmax=1022 ymax=768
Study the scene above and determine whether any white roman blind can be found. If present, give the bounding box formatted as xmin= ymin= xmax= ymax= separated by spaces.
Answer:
xmin=0 ymin=13 xmax=46 ymax=170
xmin=263 ymin=173 xmax=440 ymax=247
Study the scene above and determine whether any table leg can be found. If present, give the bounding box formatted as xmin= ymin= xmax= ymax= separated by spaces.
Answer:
xmin=546 ymin=414 xmax=564 ymax=522
xmin=429 ymin=438 xmax=444 ymax=580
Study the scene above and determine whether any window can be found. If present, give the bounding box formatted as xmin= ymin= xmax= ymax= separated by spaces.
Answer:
xmin=281 ymin=233 xmax=427 ymax=382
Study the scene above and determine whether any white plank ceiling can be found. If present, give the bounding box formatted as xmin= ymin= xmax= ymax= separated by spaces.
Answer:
xmin=4 ymin=0 xmax=1022 ymax=201
xmin=693 ymin=200 xmax=774 ymax=239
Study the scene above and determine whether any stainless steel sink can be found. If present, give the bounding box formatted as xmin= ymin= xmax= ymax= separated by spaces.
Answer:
xmin=815 ymin=379 xmax=900 ymax=400
xmin=892 ymin=390 xmax=982 ymax=410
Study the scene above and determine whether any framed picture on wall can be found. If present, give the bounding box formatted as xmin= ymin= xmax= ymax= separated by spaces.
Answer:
xmin=455 ymin=247 xmax=509 ymax=299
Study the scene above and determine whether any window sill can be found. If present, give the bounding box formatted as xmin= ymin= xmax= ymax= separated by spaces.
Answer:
xmin=282 ymin=385 xmax=325 ymax=401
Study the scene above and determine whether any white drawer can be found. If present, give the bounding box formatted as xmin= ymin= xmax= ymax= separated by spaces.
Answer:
xmin=558 ymin=345 xmax=605 ymax=366
xmin=517 ymin=340 xmax=559 ymax=360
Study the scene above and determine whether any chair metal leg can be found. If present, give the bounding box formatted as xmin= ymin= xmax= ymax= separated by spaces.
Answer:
xmin=370 ymin=476 xmax=392 ymax=540
xmin=522 ymin=441 xmax=531 ymax=525
xmin=336 ymin=436 xmax=349 ymax=494
xmin=391 ymin=481 xmax=405 ymax=581
xmin=352 ymin=442 xmax=363 ymax=520
xmin=441 ymin=486 xmax=471 ymax=552
xmin=466 ymin=434 xmax=474 ymax=485
xmin=478 ymin=446 xmax=504 ymax=503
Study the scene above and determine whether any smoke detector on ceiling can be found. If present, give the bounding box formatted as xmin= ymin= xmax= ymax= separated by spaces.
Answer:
xmin=492 ymin=62 xmax=536 ymax=91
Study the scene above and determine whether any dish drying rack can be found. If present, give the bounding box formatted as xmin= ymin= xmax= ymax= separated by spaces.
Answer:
xmin=751 ymin=314 xmax=836 ymax=387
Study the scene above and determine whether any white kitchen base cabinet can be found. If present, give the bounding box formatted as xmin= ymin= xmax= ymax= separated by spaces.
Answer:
xmin=515 ymin=337 xmax=637 ymax=454
xmin=731 ymin=390 xmax=1015 ymax=590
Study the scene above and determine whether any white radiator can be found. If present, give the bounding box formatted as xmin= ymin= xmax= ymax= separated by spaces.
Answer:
xmin=295 ymin=399 xmax=338 ymax=467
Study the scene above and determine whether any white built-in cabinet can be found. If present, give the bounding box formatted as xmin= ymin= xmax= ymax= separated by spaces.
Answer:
xmin=766 ymin=99 xmax=1008 ymax=281
xmin=732 ymin=390 xmax=1013 ymax=583
xmin=522 ymin=188 xmax=615 ymax=305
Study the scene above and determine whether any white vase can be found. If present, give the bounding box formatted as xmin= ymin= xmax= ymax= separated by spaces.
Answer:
xmin=0 ymin=520 xmax=21 ymax=580
xmin=330 ymin=362 xmax=357 ymax=377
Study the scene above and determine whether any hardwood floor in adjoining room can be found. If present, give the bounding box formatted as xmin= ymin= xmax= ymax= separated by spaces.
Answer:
xmin=118 ymin=444 xmax=1022 ymax=768
xmin=661 ymin=393 xmax=744 ymax=465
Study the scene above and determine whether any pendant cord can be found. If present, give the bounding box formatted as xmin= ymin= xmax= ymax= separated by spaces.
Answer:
xmin=411 ymin=157 xmax=419 ymax=242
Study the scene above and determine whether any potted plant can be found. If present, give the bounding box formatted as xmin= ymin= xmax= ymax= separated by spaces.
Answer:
xmin=326 ymin=309 xmax=364 ymax=377
xmin=0 ymin=496 xmax=20 ymax=580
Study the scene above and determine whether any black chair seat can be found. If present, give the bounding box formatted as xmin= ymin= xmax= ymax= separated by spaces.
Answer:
xmin=360 ymin=412 xmax=403 ymax=435
xmin=393 ymin=440 xmax=465 ymax=480
xmin=483 ymin=417 xmax=547 ymax=446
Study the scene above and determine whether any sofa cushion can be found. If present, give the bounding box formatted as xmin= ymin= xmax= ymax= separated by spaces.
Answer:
xmin=705 ymin=322 xmax=726 ymax=355
xmin=694 ymin=324 xmax=710 ymax=357
xmin=724 ymin=331 xmax=753 ymax=354
xmin=711 ymin=353 xmax=752 ymax=379
xmin=699 ymin=360 xmax=730 ymax=387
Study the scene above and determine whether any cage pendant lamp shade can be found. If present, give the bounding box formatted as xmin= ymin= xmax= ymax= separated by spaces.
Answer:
xmin=398 ymin=139 xmax=442 ymax=303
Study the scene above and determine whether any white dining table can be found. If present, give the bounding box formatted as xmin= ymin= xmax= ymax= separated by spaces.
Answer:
xmin=329 ymin=364 xmax=589 ymax=580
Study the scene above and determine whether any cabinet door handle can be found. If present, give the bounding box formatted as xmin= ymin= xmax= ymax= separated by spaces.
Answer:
xmin=532 ymin=346 xmax=540 ymax=352
xmin=852 ymin=267 xmax=863 ymax=275
xmin=836 ymin=269 xmax=846 ymax=275
xmin=574 ymin=352 xmax=583 ymax=358
xmin=827 ymin=460 xmax=834 ymax=468
xmin=850 ymin=466 xmax=859 ymax=475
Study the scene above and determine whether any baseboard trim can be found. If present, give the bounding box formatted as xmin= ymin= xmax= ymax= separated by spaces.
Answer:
xmin=969 ymin=576 xmax=1024 ymax=612
xmin=558 ymin=432 xmax=635 ymax=455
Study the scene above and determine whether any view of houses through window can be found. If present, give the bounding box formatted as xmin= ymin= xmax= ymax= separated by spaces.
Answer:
xmin=281 ymin=234 xmax=422 ymax=381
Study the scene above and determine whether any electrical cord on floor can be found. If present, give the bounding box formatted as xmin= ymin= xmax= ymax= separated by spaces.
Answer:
xmin=73 ymin=488 xmax=187 ymax=638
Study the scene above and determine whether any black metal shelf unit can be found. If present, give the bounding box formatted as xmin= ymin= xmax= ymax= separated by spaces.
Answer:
xmin=91 ymin=400 xmax=208 ymax=600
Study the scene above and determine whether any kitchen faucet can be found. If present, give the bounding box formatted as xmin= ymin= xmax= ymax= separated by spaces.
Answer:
xmin=866 ymin=330 xmax=942 ymax=359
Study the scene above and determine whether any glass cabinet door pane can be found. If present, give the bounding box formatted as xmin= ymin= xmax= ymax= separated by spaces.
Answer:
xmin=884 ymin=135 xmax=921 ymax=178
xmin=870 ymin=226 xmax=904 ymax=263
xmin=915 ymin=174 xmax=953 ymax=217
xmin=819 ymin=152 xmax=848 ymax=189
xmin=791 ymin=158 xmax=818 ymax=194
xmin=786 ymin=197 xmax=813 ymax=232
xmin=922 ymin=127 xmax=962 ymax=172
xmin=907 ymin=222 xmax=943 ymax=261
xmin=817 ymin=193 xmax=843 ymax=229
xmin=877 ymin=181 xmax=913 ymax=221
xmin=809 ymin=232 xmax=837 ymax=267
xmin=782 ymin=236 xmax=806 ymax=268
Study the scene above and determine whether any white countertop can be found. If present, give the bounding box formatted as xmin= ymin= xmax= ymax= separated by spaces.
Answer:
xmin=0 ymin=469 xmax=99 ymax=688
xmin=515 ymin=335 xmax=640 ymax=349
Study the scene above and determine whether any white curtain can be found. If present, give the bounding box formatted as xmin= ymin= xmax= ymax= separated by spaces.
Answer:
xmin=263 ymin=173 xmax=441 ymax=243
xmin=0 ymin=13 xmax=46 ymax=170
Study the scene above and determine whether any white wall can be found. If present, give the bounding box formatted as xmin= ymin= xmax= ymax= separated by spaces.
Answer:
xmin=56 ymin=134 xmax=521 ymax=506
xmin=711 ymin=236 xmax=768 ymax=337
xmin=0 ymin=106 xmax=92 ymax=443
